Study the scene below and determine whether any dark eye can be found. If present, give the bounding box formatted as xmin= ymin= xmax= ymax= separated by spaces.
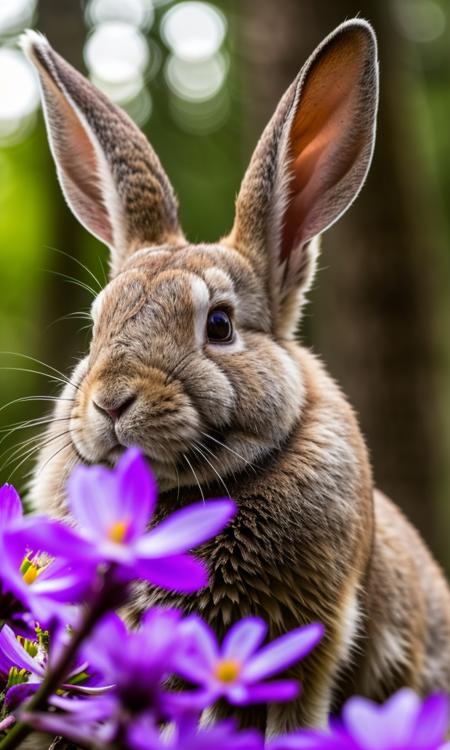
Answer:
xmin=206 ymin=309 xmax=233 ymax=343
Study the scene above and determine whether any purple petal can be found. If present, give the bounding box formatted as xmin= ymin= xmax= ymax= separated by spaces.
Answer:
xmin=0 ymin=484 xmax=22 ymax=527
xmin=136 ymin=500 xmax=236 ymax=557
xmin=117 ymin=448 xmax=158 ymax=537
xmin=3 ymin=517 xmax=96 ymax=562
xmin=414 ymin=693 xmax=449 ymax=746
xmin=81 ymin=614 xmax=129 ymax=679
xmin=50 ymin=693 xmax=118 ymax=721
xmin=178 ymin=615 xmax=220 ymax=671
xmin=242 ymin=623 xmax=324 ymax=682
xmin=5 ymin=682 xmax=40 ymax=710
xmin=267 ymin=731 xmax=333 ymax=749
xmin=67 ymin=448 xmax=157 ymax=545
xmin=67 ymin=465 xmax=118 ymax=539
xmin=222 ymin=618 xmax=267 ymax=662
xmin=229 ymin=680 xmax=299 ymax=706
xmin=24 ymin=707 xmax=116 ymax=747
xmin=343 ymin=690 xmax=420 ymax=749
xmin=173 ymin=652 xmax=215 ymax=685
xmin=0 ymin=624 xmax=43 ymax=676
xmin=134 ymin=554 xmax=208 ymax=593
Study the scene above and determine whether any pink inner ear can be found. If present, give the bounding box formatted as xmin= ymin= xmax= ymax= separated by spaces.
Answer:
xmin=53 ymin=92 xmax=113 ymax=245
xmin=280 ymin=36 xmax=370 ymax=262
xmin=42 ymin=77 xmax=114 ymax=246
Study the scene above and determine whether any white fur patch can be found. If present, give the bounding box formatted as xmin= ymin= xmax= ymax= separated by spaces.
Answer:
xmin=338 ymin=588 xmax=361 ymax=665
xmin=90 ymin=289 xmax=105 ymax=322
xmin=190 ymin=276 xmax=210 ymax=346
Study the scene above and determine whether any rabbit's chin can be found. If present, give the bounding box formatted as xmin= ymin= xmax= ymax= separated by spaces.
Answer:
xmin=102 ymin=444 xmax=186 ymax=492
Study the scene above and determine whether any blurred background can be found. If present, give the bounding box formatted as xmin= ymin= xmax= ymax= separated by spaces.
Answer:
xmin=0 ymin=0 xmax=449 ymax=568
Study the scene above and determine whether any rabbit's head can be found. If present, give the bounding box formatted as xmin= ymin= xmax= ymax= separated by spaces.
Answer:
xmin=23 ymin=21 xmax=378 ymax=491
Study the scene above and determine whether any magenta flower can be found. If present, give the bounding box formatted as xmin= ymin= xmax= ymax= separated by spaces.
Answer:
xmin=174 ymin=616 xmax=324 ymax=706
xmin=21 ymin=448 xmax=236 ymax=594
xmin=269 ymin=690 xmax=450 ymax=750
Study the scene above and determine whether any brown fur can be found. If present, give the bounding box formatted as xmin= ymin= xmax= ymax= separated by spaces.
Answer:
xmin=21 ymin=19 xmax=450 ymax=737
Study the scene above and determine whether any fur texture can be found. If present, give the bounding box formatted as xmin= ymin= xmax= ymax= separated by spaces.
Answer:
xmin=22 ymin=19 xmax=450 ymax=736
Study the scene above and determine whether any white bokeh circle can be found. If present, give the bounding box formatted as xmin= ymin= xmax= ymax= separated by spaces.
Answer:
xmin=161 ymin=1 xmax=227 ymax=62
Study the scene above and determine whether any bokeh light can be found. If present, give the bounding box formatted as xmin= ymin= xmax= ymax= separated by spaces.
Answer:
xmin=395 ymin=0 xmax=446 ymax=43
xmin=0 ymin=48 xmax=39 ymax=145
xmin=161 ymin=1 xmax=227 ymax=62
xmin=0 ymin=0 xmax=37 ymax=37
xmin=85 ymin=0 xmax=155 ymax=32
xmin=165 ymin=52 xmax=228 ymax=102
xmin=160 ymin=1 xmax=229 ymax=132
xmin=84 ymin=22 xmax=149 ymax=85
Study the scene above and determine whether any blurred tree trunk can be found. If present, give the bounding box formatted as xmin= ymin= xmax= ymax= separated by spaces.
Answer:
xmin=236 ymin=0 xmax=444 ymax=558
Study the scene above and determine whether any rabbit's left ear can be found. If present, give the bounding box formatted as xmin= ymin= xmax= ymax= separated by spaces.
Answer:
xmin=227 ymin=20 xmax=378 ymax=334
xmin=21 ymin=31 xmax=184 ymax=274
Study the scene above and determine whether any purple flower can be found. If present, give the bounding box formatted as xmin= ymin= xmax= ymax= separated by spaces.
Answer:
xmin=81 ymin=609 xmax=184 ymax=719
xmin=22 ymin=448 xmax=236 ymax=594
xmin=1 ymin=527 xmax=92 ymax=626
xmin=0 ymin=624 xmax=44 ymax=710
xmin=26 ymin=707 xmax=264 ymax=750
xmin=128 ymin=714 xmax=264 ymax=750
xmin=0 ymin=622 xmax=105 ymax=712
xmin=269 ymin=690 xmax=450 ymax=750
xmin=174 ymin=616 xmax=324 ymax=706
xmin=0 ymin=484 xmax=87 ymax=629
xmin=24 ymin=609 xmax=202 ymax=748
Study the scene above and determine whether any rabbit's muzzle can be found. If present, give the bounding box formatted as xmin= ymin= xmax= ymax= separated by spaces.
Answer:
xmin=70 ymin=358 xmax=202 ymax=478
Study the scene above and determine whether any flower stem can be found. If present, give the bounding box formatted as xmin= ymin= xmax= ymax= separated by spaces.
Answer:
xmin=0 ymin=570 xmax=114 ymax=750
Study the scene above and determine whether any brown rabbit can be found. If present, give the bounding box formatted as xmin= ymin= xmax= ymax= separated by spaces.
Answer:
xmin=22 ymin=19 xmax=450 ymax=735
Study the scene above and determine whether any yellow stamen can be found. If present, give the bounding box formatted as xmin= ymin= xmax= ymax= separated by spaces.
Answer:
xmin=214 ymin=659 xmax=241 ymax=683
xmin=20 ymin=552 xmax=50 ymax=585
xmin=22 ymin=564 xmax=41 ymax=586
xmin=108 ymin=520 xmax=129 ymax=543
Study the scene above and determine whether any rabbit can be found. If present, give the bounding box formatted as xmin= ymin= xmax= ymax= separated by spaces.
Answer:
xmin=21 ymin=19 xmax=450 ymax=736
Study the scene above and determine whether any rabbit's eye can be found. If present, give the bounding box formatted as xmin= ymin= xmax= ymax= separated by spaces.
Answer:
xmin=206 ymin=309 xmax=233 ymax=343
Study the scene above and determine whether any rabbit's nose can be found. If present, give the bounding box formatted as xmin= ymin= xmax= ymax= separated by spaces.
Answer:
xmin=92 ymin=394 xmax=136 ymax=423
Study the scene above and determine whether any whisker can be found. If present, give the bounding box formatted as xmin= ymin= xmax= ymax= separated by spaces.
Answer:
xmin=44 ymin=245 xmax=103 ymax=292
xmin=35 ymin=438 xmax=77 ymax=479
xmin=0 ymin=415 xmax=69 ymax=439
xmin=44 ymin=268 xmax=98 ymax=299
xmin=2 ymin=429 xmax=74 ymax=476
xmin=0 ymin=352 xmax=84 ymax=393
xmin=0 ymin=395 xmax=75 ymax=416
xmin=199 ymin=430 xmax=257 ymax=472
xmin=46 ymin=310 xmax=92 ymax=332
xmin=192 ymin=442 xmax=232 ymax=499
xmin=183 ymin=454 xmax=205 ymax=504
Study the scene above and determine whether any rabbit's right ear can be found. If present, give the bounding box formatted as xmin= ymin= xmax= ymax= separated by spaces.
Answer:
xmin=21 ymin=31 xmax=184 ymax=273
xmin=227 ymin=20 xmax=378 ymax=335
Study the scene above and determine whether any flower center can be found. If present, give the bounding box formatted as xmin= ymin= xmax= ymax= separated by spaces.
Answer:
xmin=107 ymin=520 xmax=129 ymax=544
xmin=20 ymin=554 xmax=49 ymax=586
xmin=214 ymin=659 xmax=241 ymax=683
xmin=22 ymin=564 xmax=40 ymax=585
